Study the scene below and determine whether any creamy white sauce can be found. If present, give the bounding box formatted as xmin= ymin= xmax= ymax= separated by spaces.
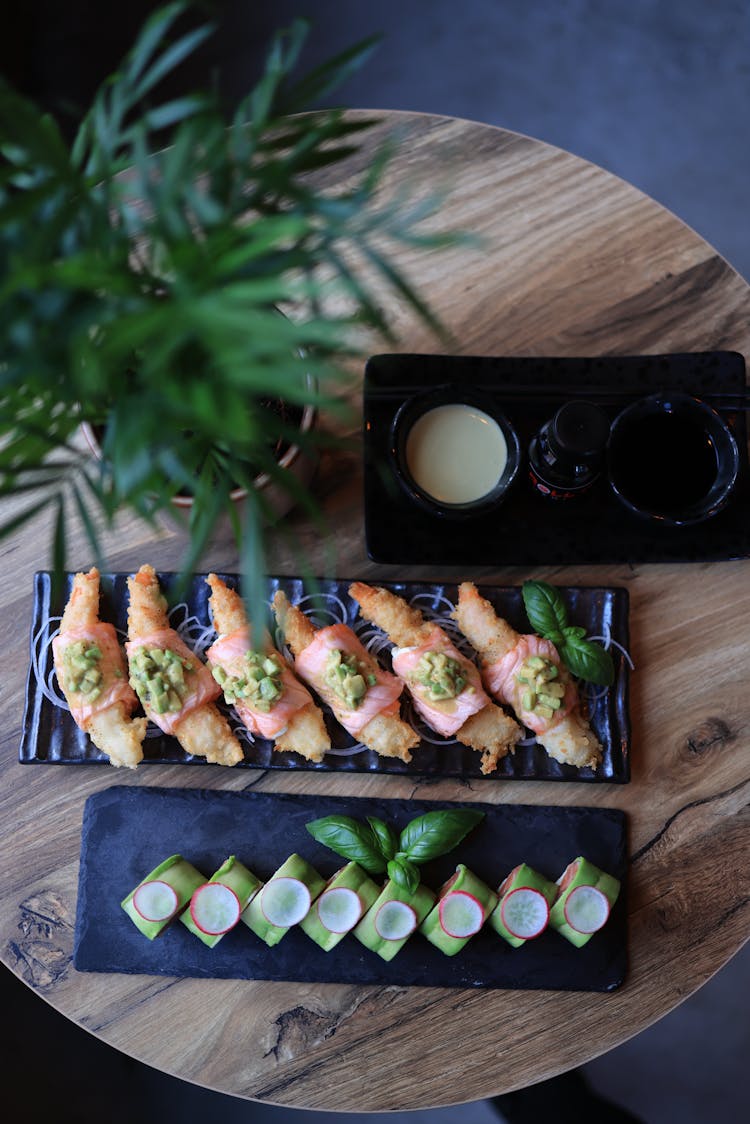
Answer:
xmin=405 ymin=403 xmax=508 ymax=504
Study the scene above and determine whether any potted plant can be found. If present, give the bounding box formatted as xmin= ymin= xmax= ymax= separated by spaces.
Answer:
xmin=0 ymin=2 xmax=457 ymax=614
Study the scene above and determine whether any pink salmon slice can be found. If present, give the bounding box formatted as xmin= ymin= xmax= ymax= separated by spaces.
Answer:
xmin=53 ymin=622 xmax=138 ymax=727
xmin=293 ymin=622 xmax=403 ymax=736
xmin=483 ymin=635 xmax=576 ymax=734
xmin=206 ymin=627 xmax=314 ymax=738
xmin=125 ymin=628 xmax=220 ymax=734
xmin=391 ymin=627 xmax=488 ymax=738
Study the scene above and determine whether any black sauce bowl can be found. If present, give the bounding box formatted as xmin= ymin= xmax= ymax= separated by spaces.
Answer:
xmin=390 ymin=384 xmax=521 ymax=520
xmin=607 ymin=391 xmax=739 ymax=527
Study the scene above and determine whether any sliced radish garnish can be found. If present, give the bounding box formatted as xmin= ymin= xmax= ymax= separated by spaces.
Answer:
xmin=374 ymin=899 xmax=417 ymax=941
xmin=501 ymin=887 xmax=549 ymax=940
xmin=260 ymin=877 xmax=311 ymax=928
xmin=133 ymin=880 xmax=179 ymax=923
xmin=190 ymin=882 xmax=241 ymax=935
xmin=563 ymin=885 xmax=610 ymax=934
xmin=316 ymin=887 xmax=363 ymax=934
xmin=438 ymin=891 xmax=484 ymax=938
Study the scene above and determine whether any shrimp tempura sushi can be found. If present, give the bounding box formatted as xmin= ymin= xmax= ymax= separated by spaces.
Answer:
xmin=453 ymin=582 xmax=602 ymax=770
xmin=52 ymin=567 xmax=147 ymax=769
xmin=348 ymin=582 xmax=522 ymax=775
xmin=205 ymin=574 xmax=331 ymax=763
xmin=271 ymin=590 xmax=419 ymax=763
xmin=125 ymin=565 xmax=243 ymax=766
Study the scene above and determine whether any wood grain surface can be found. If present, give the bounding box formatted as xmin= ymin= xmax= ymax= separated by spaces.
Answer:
xmin=1 ymin=111 xmax=748 ymax=1112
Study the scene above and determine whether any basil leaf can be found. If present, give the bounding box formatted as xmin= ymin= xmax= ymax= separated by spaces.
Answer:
xmin=399 ymin=809 xmax=484 ymax=863
xmin=305 ymin=815 xmax=387 ymax=874
xmin=560 ymin=637 xmax=615 ymax=686
xmin=522 ymin=580 xmax=568 ymax=638
xmin=562 ymin=625 xmax=586 ymax=641
xmin=367 ymin=816 xmax=398 ymax=861
xmin=387 ymin=857 xmax=420 ymax=895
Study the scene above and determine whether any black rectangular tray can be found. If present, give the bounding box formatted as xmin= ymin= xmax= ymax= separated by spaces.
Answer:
xmin=21 ymin=572 xmax=630 ymax=783
xmin=74 ymin=787 xmax=627 ymax=992
xmin=364 ymin=351 xmax=750 ymax=564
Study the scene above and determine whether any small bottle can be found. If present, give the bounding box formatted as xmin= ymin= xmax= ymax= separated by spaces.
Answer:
xmin=528 ymin=401 xmax=610 ymax=500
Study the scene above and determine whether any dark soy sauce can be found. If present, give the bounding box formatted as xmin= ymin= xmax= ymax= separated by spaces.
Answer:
xmin=612 ymin=412 xmax=718 ymax=513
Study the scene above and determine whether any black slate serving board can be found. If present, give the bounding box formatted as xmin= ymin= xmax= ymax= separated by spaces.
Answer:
xmin=363 ymin=351 xmax=750 ymax=564
xmin=21 ymin=572 xmax=630 ymax=783
xmin=74 ymin=786 xmax=628 ymax=992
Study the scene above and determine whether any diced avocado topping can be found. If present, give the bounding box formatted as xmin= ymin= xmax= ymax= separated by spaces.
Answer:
xmin=212 ymin=650 xmax=284 ymax=711
xmin=412 ymin=650 xmax=470 ymax=702
xmin=323 ymin=648 xmax=372 ymax=709
xmin=516 ymin=654 xmax=565 ymax=718
xmin=62 ymin=640 xmax=103 ymax=700
xmin=129 ymin=646 xmax=193 ymax=714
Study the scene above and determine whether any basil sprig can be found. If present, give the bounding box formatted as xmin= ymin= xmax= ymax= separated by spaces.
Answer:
xmin=306 ymin=808 xmax=484 ymax=893
xmin=398 ymin=809 xmax=484 ymax=862
xmin=304 ymin=815 xmax=387 ymax=875
xmin=521 ymin=580 xmax=614 ymax=687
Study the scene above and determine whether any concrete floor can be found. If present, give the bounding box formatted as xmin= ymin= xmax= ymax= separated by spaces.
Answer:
xmin=4 ymin=1 xmax=749 ymax=1120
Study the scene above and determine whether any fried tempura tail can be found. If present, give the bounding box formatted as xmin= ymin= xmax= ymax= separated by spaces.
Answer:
xmin=127 ymin=563 xmax=170 ymax=636
xmin=275 ymin=702 xmax=331 ymax=763
xmin=174 ymin=706 xmax=244 ymax=766
xmin=453 ymin=582 xmax=519 ymax=665
xmin=60 ymin=568 xmax=101 ymax=631
xmin=540 ymin=713 xmax=602 ymax=770
xmin=348 ymin=581 xmax=432 ymax=648
xmin=358 ymin=711 xmax=418 ymax=763
xmin=87 ymin=703 xmax=147 ymax=769
xmin=272 ymin=590 xmax=316 ymax=656
xmin=456 ymin=705 xmax=522 ymax=775
xmin=206 ymin=573 xmax=248 ymax=636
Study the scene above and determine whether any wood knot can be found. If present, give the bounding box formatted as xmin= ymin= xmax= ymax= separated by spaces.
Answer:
xmin=655 ymin=892 xmax=689 ymax=933
xmin=684 ymin=717 xmax=733 ymax=757
xmin=265 ymin=1005 xmax=339 ymax=1063
xmin=6 ymin=889 xmax=73 ymax=989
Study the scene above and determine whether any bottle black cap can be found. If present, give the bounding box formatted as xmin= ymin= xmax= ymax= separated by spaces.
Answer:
xmin=551 ymin=401 xmax=610 ymax=461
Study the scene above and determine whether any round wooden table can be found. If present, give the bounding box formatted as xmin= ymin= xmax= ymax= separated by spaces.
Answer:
xmin=1 ymin=111 xmax=748 ymax=1113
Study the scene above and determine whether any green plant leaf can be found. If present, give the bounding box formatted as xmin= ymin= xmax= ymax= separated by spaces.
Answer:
xmin=281 ymin=32 xmax=382 ymax=111
xmin=0 ymin=497 xmax=54 ymax=540
xmin=367 ymin=816 xmax=399 ymax=861
xmin=305 ymin=815 xmax=386 ymax=874
xmin=358 ymin=241 xmax=447 ymax=342
xmin=560 ymin=637 xmax=615 ymax=687
xmin=387 ymin=857 xmax=420 ymax=895
xmin=71 ymin=480 xmax=106 ymax=573
xmin=244 ymin=19 xmax=309 ymax=129
xmin=51 ymin=493 xmax=67 ymax=604
xmin=125 ymin=1 xmax=189 ymax=87
xmin=132 ymin=24 xmax=215 ymax=103
xmin=398 ymin=809 xmax=485 ymax=864
xmin=238 ymin=490 xmax=269 ymax=649
xmin=521 ymin=580 xmax=569 ymax=638
xmin=0 ymin=3 xmax=468 ymax=626
xmin=134 ymin=94 xmax=210 ymax=135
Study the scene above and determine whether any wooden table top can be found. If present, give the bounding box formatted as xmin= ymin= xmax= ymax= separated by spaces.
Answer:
xmin=1 ymin=111 xmax=749 ymax=1113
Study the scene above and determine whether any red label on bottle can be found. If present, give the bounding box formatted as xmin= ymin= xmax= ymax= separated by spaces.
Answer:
xmin=528 ymin=467 xmax=580 ymax=501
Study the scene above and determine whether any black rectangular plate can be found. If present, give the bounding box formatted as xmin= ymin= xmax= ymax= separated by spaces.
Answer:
xmin=74 ymin=787 xmax=627 ymax=991
xmin=364 ymin=351 xmax=750 ymax=564
xmin=21 ymin=572 xmax=630 ymax=783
